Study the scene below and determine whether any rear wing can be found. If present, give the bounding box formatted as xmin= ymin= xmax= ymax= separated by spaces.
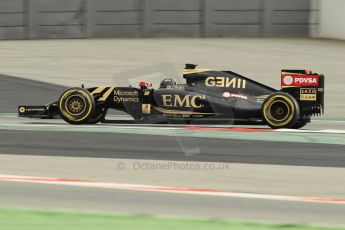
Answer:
xmin=281 ymin=70 xmax=324 ymax=116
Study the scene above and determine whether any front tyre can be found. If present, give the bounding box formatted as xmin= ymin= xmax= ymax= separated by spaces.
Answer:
xmin=261 ymin=92 xmax=300 ymax=129
xmin=86 ymin=107 xmax=107 ymax=124
xmin=58 ymin=87 xmax=95 ymax=124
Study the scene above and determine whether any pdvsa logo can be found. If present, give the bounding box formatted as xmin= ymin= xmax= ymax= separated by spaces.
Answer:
xmin=282 ymin=75 xmax=319 ymax=87
xmin=295 ymin=77 xmax=318 ymax=84
xmin=283 ymin=75 xmax=293 ymax=85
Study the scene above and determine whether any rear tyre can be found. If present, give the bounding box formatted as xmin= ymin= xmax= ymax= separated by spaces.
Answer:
xmin=291 ymin=119 xmax=308 ymax=129
xmin=261 ymin=92 xmax=300 ymax=129
xmin=58 ymin=87 xmax=95 ymax=124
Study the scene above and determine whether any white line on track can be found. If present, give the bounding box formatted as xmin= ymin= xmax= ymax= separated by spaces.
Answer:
xmin=276 ymin=129 xmax=345 ymax=134
xmin=2 ymin=123 xmax=345 ymax=134
xmin=0 ymin=174 xmax=345 ymax=205
xmin=0 ymin=123 xmax=179 ymax=130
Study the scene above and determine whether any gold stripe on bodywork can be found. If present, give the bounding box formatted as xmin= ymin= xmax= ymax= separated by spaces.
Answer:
xmin=282 ymin=72 xmax=307 ymax=75
xmin=281 ymin=86 xmax=299 ymax=88
xmin=98 ymin=87 xmax=115 ymax=101
xmin=255 ymin=95 xmax=270 ymax=99
xmin=154 ymin=107 xmax=214 ymax=115
xmin=91 ymin=86 xmax=106 ymax=95
xmin=183 ymin=69 xmax=212 ymax=75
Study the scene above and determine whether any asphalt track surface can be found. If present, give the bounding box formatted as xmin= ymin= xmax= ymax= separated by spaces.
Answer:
xmin=1 ymin=128 xmax=345 ymax=167
xmin=0 ymin=74 xmax=67 ymax=113
xmin=1 ymin=181 xmax=345 ymax=226
xmin=1 ymin=74 xmax=345 ymax=226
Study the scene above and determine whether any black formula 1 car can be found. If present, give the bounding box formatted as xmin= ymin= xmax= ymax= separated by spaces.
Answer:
xmin=18 ymin=64 xmax=325 ymax=129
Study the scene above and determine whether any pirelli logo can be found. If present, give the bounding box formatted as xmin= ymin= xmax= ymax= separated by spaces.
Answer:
xmin=300 ymin=88 xmax=317 ymax=101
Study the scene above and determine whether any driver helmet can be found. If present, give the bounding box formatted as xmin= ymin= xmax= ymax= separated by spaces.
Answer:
xmin=160 ymin=78 xmax=177 ymax=88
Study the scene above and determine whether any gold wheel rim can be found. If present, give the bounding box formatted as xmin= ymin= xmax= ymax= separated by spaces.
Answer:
xmin=68 ymin=98 xmax=84 ymax=114
xmin=263 ymin=95 xmax=295 ymax=127
xmin=267 ymin=100 xmax=290 ymax=122
xmin=59 ymin=89 xmax=94 ymax=122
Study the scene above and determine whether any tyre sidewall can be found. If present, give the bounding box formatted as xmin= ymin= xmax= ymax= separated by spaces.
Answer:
xmin=58 ymin=88 xmax=95 ymax=124
xmin=291 ymin=120 xmax=308 ymax=129
xmin=86 ymin=107 xmax=107 ymax=124
xmin=262 ymin=93 xmax=300 ymax=129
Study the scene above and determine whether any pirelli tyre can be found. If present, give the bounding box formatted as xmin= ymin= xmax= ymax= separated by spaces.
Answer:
xmin=58 ymin=87 xmax=95 ymax=124
xmin=86 ymin=107 xmax=107 ymax=124
xmin=291 ymin=119 xmax=308 ymax=129
xmin=262 ymin=92 xmax=300 ymax=129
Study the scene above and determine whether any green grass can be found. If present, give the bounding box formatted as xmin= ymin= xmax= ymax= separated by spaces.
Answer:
xmin=0 ymin=208 xmax=343 ymax=230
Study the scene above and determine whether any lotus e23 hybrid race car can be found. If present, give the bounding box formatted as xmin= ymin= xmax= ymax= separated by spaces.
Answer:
xmin=18 ymin=64 xmax=325 ymax=129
